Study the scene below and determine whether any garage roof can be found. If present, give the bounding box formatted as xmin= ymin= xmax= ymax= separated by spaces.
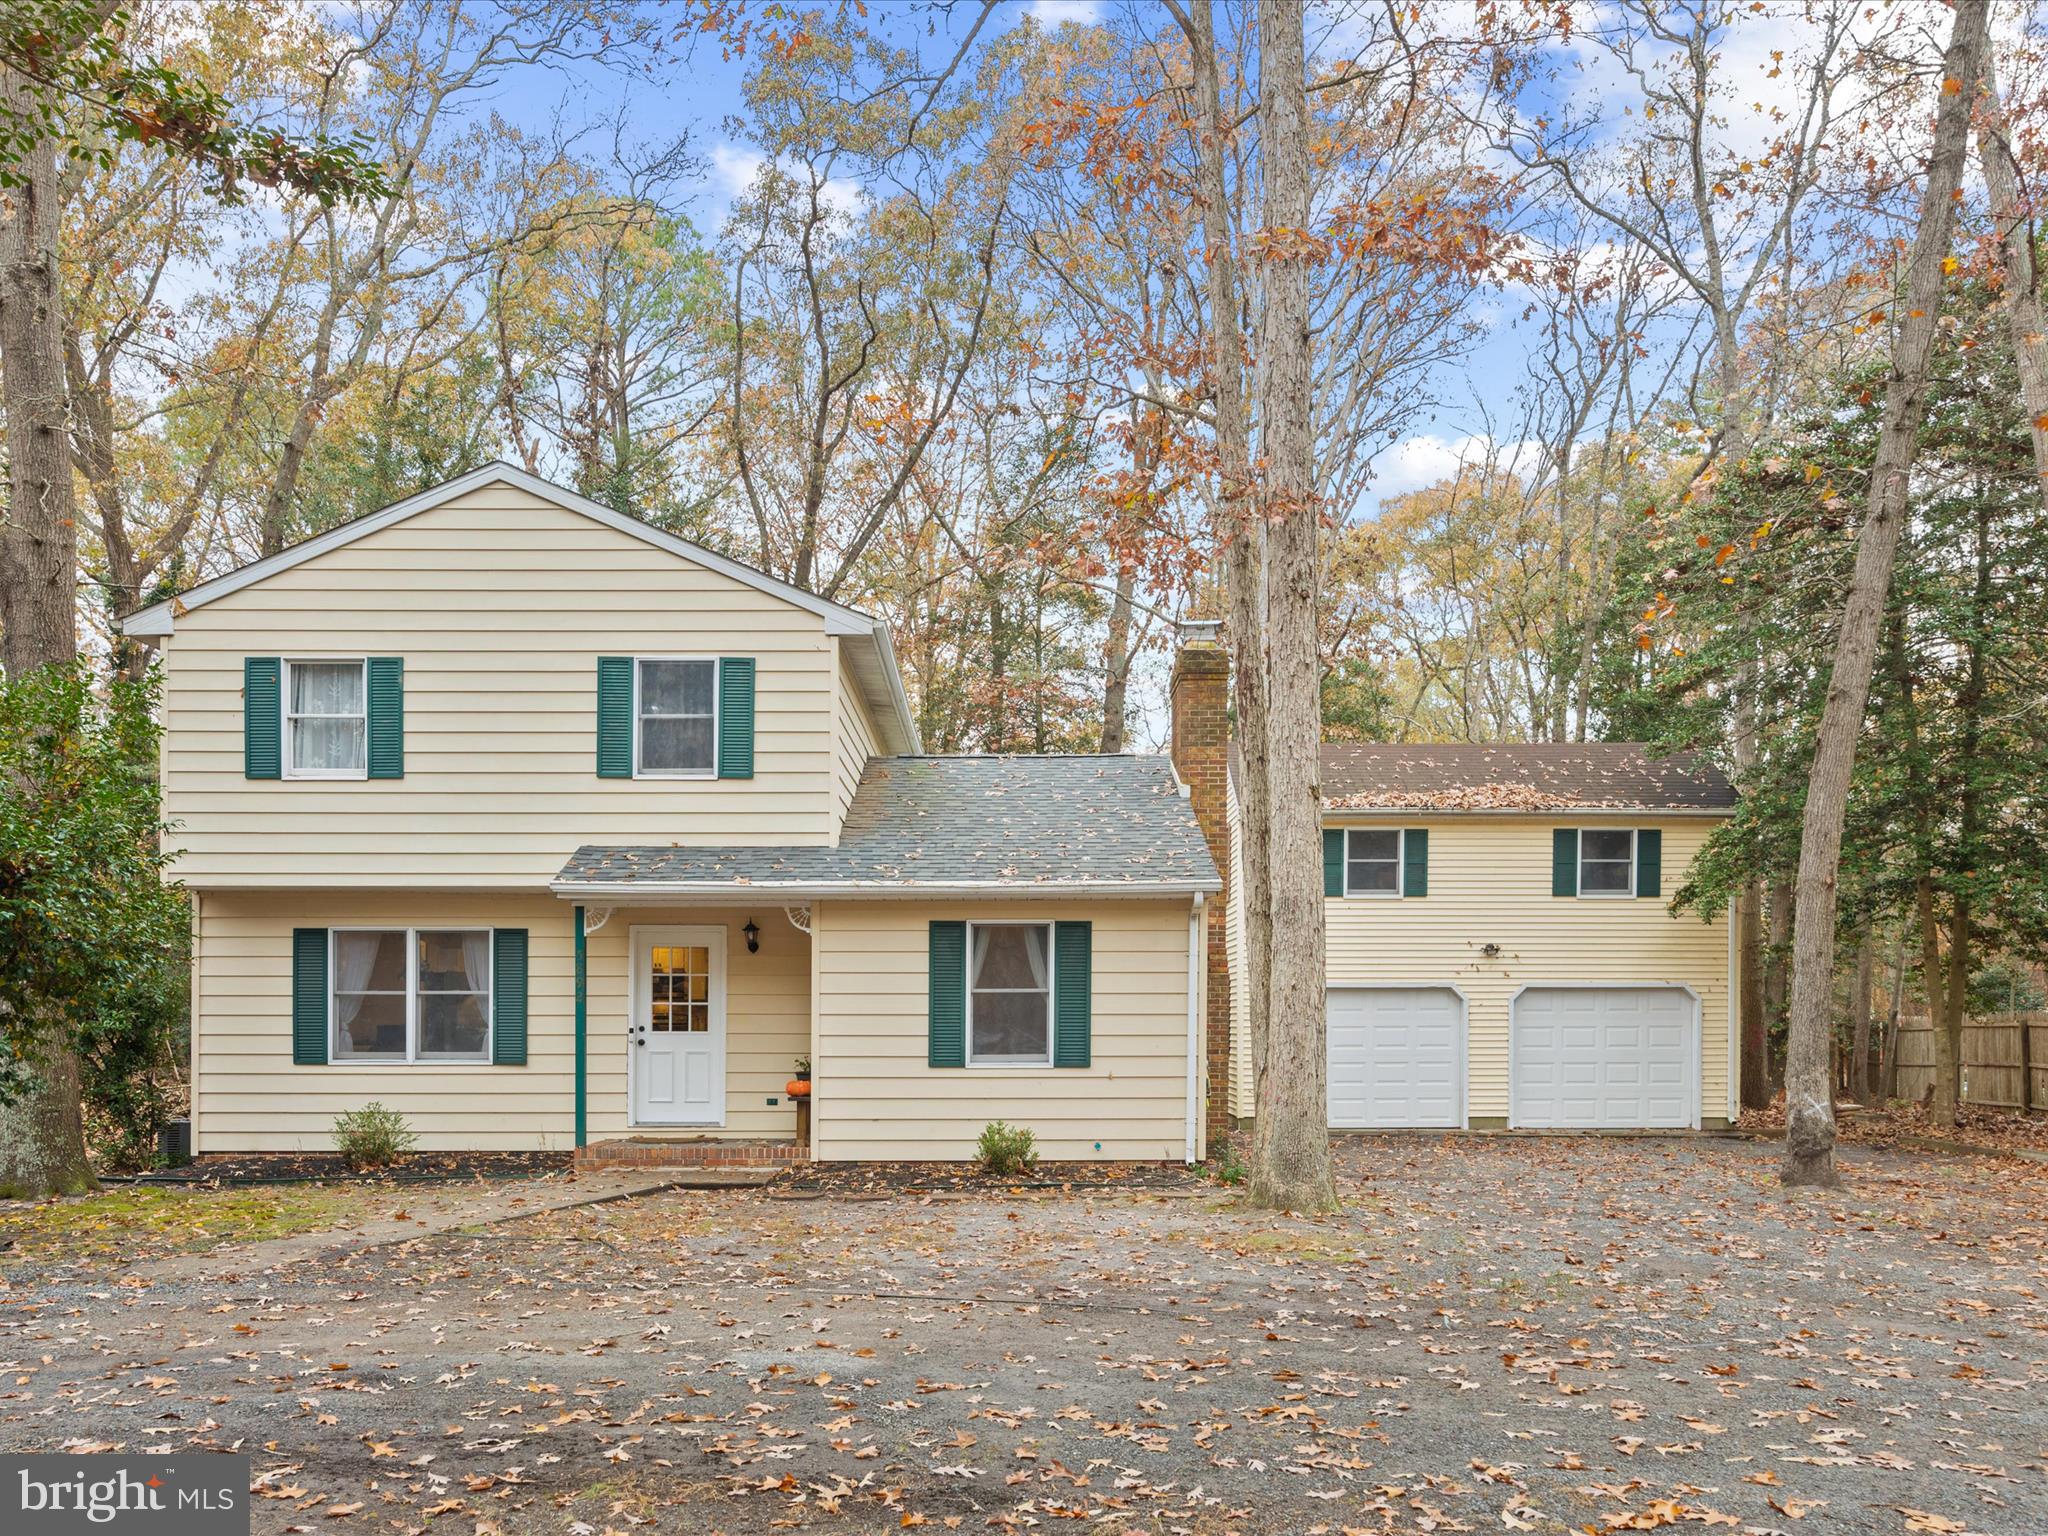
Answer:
xmin=1315 ymin=743 xmax=1737 ymax=813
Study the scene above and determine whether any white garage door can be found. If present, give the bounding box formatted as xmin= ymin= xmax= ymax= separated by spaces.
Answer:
xmin=1512 ymin=987 xmax=1694 ymax=1129
xmin=1328 ymin=987 xmax=1463 ymax=1128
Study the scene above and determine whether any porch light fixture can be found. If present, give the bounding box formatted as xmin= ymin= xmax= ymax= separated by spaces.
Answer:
xmin=1481 ymin=942 xmax=1501 ymax=959
xmin=744 ymin=918 xmax=760 ymax=954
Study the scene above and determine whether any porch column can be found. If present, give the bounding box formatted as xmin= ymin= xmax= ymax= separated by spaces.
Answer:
xmin=574 ymin=905 xmax=587 ymax=1148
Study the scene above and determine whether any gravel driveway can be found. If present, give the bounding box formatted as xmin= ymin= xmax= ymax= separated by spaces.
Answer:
xmin=2 ymin=1136 xmax=2041 ymax=1535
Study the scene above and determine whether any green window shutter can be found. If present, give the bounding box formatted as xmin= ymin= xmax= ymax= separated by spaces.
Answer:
xmin=1402 ymin=828 xmax=1429 ymax=897
xmin=928 ymin=921 xmax=967 ymax=1067
xmin=1552 ymin=828 xmax=1579 ymax=897
xmin=1053 ymin=920 xmax=1093 ymax=1068
xmin=292 ymin=928 xmax=328 ymax=1064
xmin=366 ymin=657 xmax=404 ymax=779
xmin=245 ymin=657 xmax=281 ymax=779
xmin=1636 ymin=829 xmax=1663 ymax=899
xmin=493 ymin=929 xmax=529 ymax=1065
xmin=1323 ymin=828 xmax=1345 ymax=897
xmin=718 ymin=657 xmax=756 ymax=779
xmin=596 ymin=657 xmax=633 ymax=778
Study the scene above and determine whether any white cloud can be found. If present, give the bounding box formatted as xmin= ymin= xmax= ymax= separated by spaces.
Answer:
xmin=709 ymin=143 xmax=864 ymax=223
xmin=1362 ymin=432 xmax=1544 ymax=514
xmin=1026 ymin=0 xmax=1102 ymax=24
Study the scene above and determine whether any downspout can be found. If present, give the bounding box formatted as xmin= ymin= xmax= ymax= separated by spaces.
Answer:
xmin=1185 ymin=894 xmax=1204 ymax=1164
xmin=1726 ymin=894 xmax=1739 ymax=1124
xmin=189 ymin=892 xmax=203 ymax=1157
xmin=574 ymin=906 xmax=588 ymax=1149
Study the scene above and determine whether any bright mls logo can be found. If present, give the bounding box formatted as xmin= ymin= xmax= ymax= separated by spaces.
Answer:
xmin=2 ymin=1454 xmax=249 ymax=1534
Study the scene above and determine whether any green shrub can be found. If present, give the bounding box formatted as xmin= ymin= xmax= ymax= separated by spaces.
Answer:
xmin=332 ymin=1102 xmax=416 ymax=1171
xmin=975 ymin=1120 xmax=1038 ymax=1176
xmin=1208 ymin=1139 xmax=1247 ymax=1186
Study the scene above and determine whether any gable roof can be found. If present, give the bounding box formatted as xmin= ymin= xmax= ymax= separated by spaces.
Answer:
xmin=1315 ymin=743 xmax=1736 ymax=814
xmin=554 ymin=754 xmax=1221 ymax=898
xmin=119 ymin=461 xmax=920 ymax=753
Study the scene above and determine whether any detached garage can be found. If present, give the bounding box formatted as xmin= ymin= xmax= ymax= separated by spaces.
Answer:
xmin=1510 ymin=986 xmax=1697 ymax=1129
xmin=1328 ymin=987 xmax=1464 ymax=1128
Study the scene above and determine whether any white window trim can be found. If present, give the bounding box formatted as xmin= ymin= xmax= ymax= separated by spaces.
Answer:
xmin=329 ymin=925 xmax=494 ymax=1065
xmin=632 ymin=656 xmax=720 ymax=781
xmin=282 ymin=656 xmax=368 ymax=781
xmin=1343 ymin=827 xmax=1405 ymax=899
xmin=965 ymin=919 xmax=1056 ymax=1069
xmin=1576 ymin=827 xmax=1637 ymax=900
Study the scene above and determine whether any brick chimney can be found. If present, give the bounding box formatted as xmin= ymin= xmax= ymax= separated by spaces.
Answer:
xmin=1169 ymin=620 xmax=1233 ymax=1147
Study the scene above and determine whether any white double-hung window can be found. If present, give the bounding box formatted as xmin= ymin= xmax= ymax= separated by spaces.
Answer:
xmin=636 ymin=658 xmax=717 ymax=777
xmin=285 ymin=659 xmax=367 ymax=777
xmin=968 ymin=922 xmax=1052 ymax=1065
xmin=1344 ymin=829 xmax=1403 ymax=896
xmin=332 ymin=928 xmax=492 ymax=1062
xmin=1577 ymin=828 xmax=1636 ymax=896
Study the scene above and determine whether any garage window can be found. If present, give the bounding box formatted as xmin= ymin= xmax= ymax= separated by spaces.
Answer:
xmin=1578 ymin=828 xmax=1635 ymax=897
xmin=1344 ymin=829 xmax=1402 ymax=896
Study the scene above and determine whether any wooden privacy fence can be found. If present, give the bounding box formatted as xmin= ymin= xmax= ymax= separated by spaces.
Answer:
xmin=1892 ymin=1013 xmax=2047 ymax=1111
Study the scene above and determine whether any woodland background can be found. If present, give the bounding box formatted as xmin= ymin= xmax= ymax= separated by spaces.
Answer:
xmin=1 ymin=0 xmax=2045 ymax=1187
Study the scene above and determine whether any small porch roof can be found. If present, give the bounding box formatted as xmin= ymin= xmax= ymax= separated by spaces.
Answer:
xmin=551 ymin=754 xmax=1222 ymax=902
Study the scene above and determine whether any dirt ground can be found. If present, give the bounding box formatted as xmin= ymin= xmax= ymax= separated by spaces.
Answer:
xmin=1 ymin=1136 xmax=2043 ymax=1535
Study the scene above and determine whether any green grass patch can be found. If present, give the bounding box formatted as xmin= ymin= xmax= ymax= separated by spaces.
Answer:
xmin=0 ymin=1184 xmax=375 ymax=1268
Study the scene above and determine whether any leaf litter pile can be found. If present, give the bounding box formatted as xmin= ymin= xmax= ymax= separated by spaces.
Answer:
xmin=1 ymin=1136 xmax=2042 ymax=1534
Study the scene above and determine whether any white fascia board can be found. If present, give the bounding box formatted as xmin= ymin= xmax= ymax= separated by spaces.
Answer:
xmin=550 ymin=878 xmax=1222 ymax=902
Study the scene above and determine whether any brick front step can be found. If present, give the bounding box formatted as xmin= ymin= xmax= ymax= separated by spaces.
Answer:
xmin=574 ymin=1137 xmax=804 ymax=1171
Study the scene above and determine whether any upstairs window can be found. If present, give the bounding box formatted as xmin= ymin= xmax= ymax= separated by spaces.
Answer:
xmin=1344 ymin=828 xmax=1402 ymax=896
xmin=286 ymin=659 xmax=366 ymax=778
xmin=636 ymin=658 xmax=717 ymax=778
xmin=1578 ymin=828 xmax=1636 ymax=897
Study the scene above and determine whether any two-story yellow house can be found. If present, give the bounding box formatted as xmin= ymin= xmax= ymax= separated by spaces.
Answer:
xmin=1219 ymin=739 xmax=1739 ymax=1132
xmin=124 ymin=465 xmax=1221 ymax=1164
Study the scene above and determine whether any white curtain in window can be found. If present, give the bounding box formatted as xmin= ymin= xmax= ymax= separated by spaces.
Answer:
xmin=1022 ymin=926 xmax=1047 ymax=988
xmin=291 ymin=662 xmax=362 ymax=714
xmin=461 ymin=931 xmax=491 ymax=1000
xmin=332 ymin=932 xmax=382 ymax=1031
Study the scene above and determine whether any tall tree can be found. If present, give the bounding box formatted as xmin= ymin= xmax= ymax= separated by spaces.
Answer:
xmin=1249 ymin=0 xmax=1337 ymax=1212
xmin=1781 ymin=0 xmax=1990 ymax=1186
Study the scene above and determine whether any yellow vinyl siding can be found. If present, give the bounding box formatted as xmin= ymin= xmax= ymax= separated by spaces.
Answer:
xmin=157 ymin=483 xmax=836 ymax=887
xmin=193 ymin=891 xmax=577 ymax=1152
xmin=191 ymin=893 xmax=811 ymax=1152
xmin=830 ymin=640 xmax=881 ymax=838
xmin=1317 ymin=816 xmax=1731 ymax=1125
xmin=811 ymin=899 xmax=1192 ymax=1162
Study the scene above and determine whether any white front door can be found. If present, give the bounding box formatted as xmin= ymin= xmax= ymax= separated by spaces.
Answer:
xmin=630 ymin=926 xmax=726 ymax=1125
xmin=1327 ymin=987 xmax=1465 ymax=1128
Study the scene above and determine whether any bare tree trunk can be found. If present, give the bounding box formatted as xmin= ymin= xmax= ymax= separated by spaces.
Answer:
xmin=1781 ymin=0 xmax=1988 ymax=1186
xmin=1100 ymin=406 xmax=1147 ymax=754
xmin=1764 ymin=880 xmax=1793 ymax=1091
xmin=1247 ymin=0 xmax=1336 ymax=1213
xmin=1180 ymin=0 xmax=1271 ymax=1124
xmin=1917 ymin=878 xmax=1962 ymax=1127
xmin=1880 ymin=931 xmax=1907 ymax=1101
xmin=0 ymin=59 xmax=97 ymax=1198
xmin=1732 ymin=675 xmax=1771 ymax=1109
xmin=1849 ymin=931 xmax=1874 ymax=1105
xmin=1979 ymin=52 xmax=2048 ymax=505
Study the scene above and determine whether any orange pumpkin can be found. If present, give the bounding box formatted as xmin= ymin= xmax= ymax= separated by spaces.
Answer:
xmin=786 ymin=1079 xmax=812 ymax=1098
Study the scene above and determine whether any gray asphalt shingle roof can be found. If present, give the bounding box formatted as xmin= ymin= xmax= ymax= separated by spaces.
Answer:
xmin=1317 ymin=742 xmax=1737 ymax=812
xmin=554 ymin=754 xmax=1221 ymax=894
